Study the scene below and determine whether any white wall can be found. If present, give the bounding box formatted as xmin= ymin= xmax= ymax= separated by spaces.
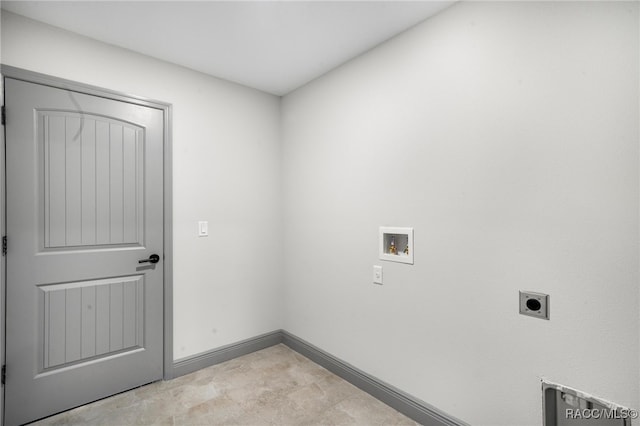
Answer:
xmin=282 ymin=2 xmax=639 ymax=425
xmin=0 ymin=11 xmax=284 ymax=361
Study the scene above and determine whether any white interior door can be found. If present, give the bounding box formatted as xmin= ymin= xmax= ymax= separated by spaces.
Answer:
xmin=4 ymin=78 xmax=164 ymax=426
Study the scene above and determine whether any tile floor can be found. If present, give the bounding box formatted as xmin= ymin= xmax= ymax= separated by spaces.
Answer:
xmin=32 ymin=344 xmax=419 ymax=425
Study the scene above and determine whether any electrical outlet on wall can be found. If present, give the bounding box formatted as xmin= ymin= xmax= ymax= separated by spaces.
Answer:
xmin=373 ymin=265 xmax=383 ymax=285
xmin=519 ymin=291 xmax=549 ymax=320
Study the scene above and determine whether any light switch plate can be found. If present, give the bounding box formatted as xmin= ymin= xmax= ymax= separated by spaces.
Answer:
xmin=373 ymin=265 xmax=383 ymax=285
xmin=198 ymin=221 xmax=208 ymax=237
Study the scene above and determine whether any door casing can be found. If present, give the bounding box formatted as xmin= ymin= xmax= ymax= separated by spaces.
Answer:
xmin=0 ymin=64 xmax=174 ymax=422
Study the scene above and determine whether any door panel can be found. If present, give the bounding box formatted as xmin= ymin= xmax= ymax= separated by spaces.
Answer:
xmin=4 ymin=78 xmax=164 ymax=426
xmin=39 ymin=276 xmax=144 ymax=370
xmin=40 ymin=111 xmax=145 ymax=249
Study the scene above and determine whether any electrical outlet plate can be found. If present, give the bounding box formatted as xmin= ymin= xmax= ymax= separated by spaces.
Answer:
xmin=519 ymin=291 xmax=549 ymax=320
xmin=373 ymin=265 xmax=383 ymax=285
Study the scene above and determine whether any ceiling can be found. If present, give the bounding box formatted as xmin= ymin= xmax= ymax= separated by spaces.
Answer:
xmin=1 ymin=1 xmax=455 ymax=95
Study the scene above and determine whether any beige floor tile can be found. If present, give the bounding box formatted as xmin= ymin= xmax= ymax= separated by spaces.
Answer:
xmin=31 ymin=344 xmax=418 ymax=426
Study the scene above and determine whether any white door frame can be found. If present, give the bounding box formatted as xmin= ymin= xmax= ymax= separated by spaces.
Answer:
xmin=0 ymin=65 xmax=175 ymax=422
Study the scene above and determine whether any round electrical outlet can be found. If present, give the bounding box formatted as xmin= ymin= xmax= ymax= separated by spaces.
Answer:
xmin=526 ymin=298 xmax=542 ymax=311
